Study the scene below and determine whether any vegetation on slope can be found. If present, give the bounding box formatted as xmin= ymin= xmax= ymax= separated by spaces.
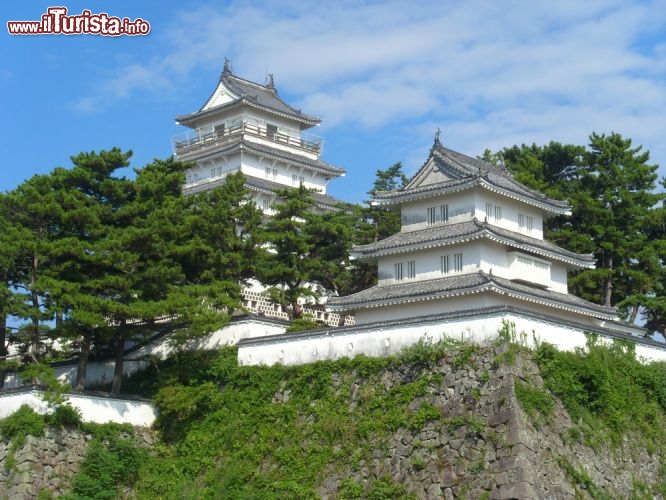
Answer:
xmin=121 ymin=336 xmax=666 ymax=498
xmin=2 ymin=335 xmax=666 ymax=498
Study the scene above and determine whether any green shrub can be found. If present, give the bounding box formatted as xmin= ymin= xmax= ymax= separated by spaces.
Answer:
xmin=0 ymin=405 xmax=45 ymax=445
xmin=286 ymin=316 xmax=323 ymax=332
xmin=535 ymin=339 xmax=666 ymax=445
xmin=515 ymin=381 xmax=554 ymax=423
xmin=66 ymin=425 xmax=145 ymax=499
xmin=46 ymin=404 xmax=82 ymax=428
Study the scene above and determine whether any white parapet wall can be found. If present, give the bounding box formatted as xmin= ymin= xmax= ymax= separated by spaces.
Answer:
xmin=237 ymin=306 xmax=666 ymax=366
xmin=2 ymin=359 xmax=151 ymax=391
xmin=0 ymin=388 xmax=157 ymax=427
xmin=2 ymin=315 xmax=289 ymax=391
xmin=126 ymin=315 xmax=288 ymax=362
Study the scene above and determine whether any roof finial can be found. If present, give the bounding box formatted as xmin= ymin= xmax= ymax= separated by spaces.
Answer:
xmin=434 ymin=127 xmax=442 ymax=145
xmin=223 ymin=57 xmax=233 ymax=76
xmin=266 ymin=73 xmax=275 ymax=90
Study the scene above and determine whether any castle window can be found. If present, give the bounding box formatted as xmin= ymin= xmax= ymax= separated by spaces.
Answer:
xmin=210 ymin=168 xmax=216 ymax=179
xmin=394 ymin=263 xmax=404 ymax=282
xmin=440 ymin=204 xmax=449 ymax=223
xmin=427 ymin=207 xmax=437 ymax=225
xmin=300 ymin=175 xmax=305 ymax=185
xmin=441 ymin=255 xmax=450 ymax=274
xmin=454 ymin=253 xmax=463 ymax=272
xmin=407 ymin=260 xmax=416 ymax=279
xmin=518 ymin=213 xmax=525 ymax=229
xmin=485 ymin=202 xmax=492 ymax=220
xmin=526 ymin=216 xmax=533 ymax=233
xmin=494 ymin=206 xmax=502 ymax=222
xmin=265 ymin=167 xmax=271 ymax=179
xmin=272 ymin=168 xmax=278 ymax=180
xmin=267 ymin=123 xmax=278 ymax=139
xmin=262 ymin=200 xmax=270 ymax=212
xmin=292 ymin=174 xmax=298 ymax=186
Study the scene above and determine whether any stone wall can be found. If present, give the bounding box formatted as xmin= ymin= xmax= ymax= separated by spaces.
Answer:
xmin=0 ymin=427 xmax=154 ymax=499
xmin=311 ymin=343 xmax=663 ymax=499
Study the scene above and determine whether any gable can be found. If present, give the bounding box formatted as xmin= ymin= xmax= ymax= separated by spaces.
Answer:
xmin=201 ymin=81 xmax=238 ymax=111
xmin=405 ymin=156 xmax=464 ymax=190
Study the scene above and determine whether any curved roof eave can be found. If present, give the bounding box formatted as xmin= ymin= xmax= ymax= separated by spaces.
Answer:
xmin=175 ymin=98 xmax=321 ymax=129
xmin=373 ymin=178 xmax=571 ymax=216
xmin=327 ymin=272 xmax=616 ymax=321
xmin=352 ymin=220 xmax=595 ymax=269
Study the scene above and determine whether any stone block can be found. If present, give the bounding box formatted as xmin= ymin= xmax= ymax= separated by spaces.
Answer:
xmin=496 ymin=481 xmax=537 ymax=499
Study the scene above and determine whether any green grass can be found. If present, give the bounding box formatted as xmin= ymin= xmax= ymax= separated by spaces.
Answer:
xmin=123 ymin=344 xmax=444 ymax=497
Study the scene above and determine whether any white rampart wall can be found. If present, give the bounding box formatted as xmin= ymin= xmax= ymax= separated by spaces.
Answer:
xmin=0 ymin=390 xmax=156 ymax=426
xmin=2 ymin=360 xmax=150 ymax=391
xmin=238 ymin=312 xmax=666 ymax=367
xmin=2 ymin=317 xmax=288 ymax=391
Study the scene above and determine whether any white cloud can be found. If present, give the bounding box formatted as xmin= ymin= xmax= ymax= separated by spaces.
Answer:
xmin=75 ymin=0 xmax=666 ymax=176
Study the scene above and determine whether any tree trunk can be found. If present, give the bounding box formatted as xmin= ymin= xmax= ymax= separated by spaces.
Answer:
xmin=111 ymin=328 xmax=125 ymax=395
xmin=75 ymin=334 xmax=91 ymax=391
xmin=30 ymin=253 xmax=41 ymax=363
xmin=602 ymin=254 xmax=613 ymax=307
xmin=291 ymin=301 xmax=303 ymax=320
xmin=628 ymin=304 xmax=640 ymax=324
xmin=0 ymin=314 xmax=6 ymax=390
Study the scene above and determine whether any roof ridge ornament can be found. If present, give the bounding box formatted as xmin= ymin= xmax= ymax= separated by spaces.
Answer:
xmin=221 ymin=57 xmax=233 ymax=79
xmin=429 ymin=127 xmax=443 ymax=155
xmin=266 ymin=73 xmax=276 ymax=91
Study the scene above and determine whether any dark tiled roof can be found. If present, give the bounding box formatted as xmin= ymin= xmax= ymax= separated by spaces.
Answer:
xmin=181 ymin=137 xmax=345 ymax=177
xmin=353 ymin=218 xmax=594 ymax=268
xmin=183 ymin=173 xmax=342 ymax=210
xmin=327 ymin=271 xmax=617 ymax=320
xmin=374 ymin=142 xmax=571 ymax=215
xmin=244 ymin=177 xmax=342 ymax=210
xmin=176 ymin=70 xmax=320 ymax=128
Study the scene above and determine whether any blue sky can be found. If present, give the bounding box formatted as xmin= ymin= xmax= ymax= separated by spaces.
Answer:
xmin=2 ymin=1 xmax=666 ymax=204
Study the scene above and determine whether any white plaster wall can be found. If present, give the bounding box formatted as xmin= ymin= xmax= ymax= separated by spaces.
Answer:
xmin=474 ymin=191 xmax=544 ymax=240
xmin=185 ymin=152 xmax=241 ymax=186
xmin=125 ymin=318 xmax=287 ymax=361
xmin=550 ymin=263 xmax=569 ymax=293
xmin=2 ymin=360 xmax=149 ymax=391
xmin=3 ymin=319 xmax=286 ymax=391
xmin=0 ymin=390 xmax=156 ymax=427
xmin=378 ymin=244 xmax=481 ymax=285
xmin=400 ymin=192 xmax=474 ymax=232
xmin=238 ymin=312 xmax=666 ymax=367
xmin=479 ymin=240 xmax=510 ymax=277
xmin=355 ymin=295 xmax=504 ymax=324
xmin=240 ymin=154 xmax=327 ymax=193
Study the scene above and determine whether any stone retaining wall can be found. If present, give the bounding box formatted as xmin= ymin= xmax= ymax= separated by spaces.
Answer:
xmin=0 ymin=428 xmax=154 ymax=499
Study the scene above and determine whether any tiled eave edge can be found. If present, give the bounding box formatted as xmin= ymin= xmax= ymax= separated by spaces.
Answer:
xmin=176 ymin=98 xmax=320 ymax=129
xmin=182 ymin=140 xmax=345 ymax=177
xmin=237 ymin=304 xmax=653 ymax=349
xmin=183 ymin=175 xmax=341 ymax=211
xmin=373 ymin=177 xmax=571 ymax=216
xmin=353 ymin=227 xmax=595 ymax=269
xmin=327 ymin=278 xmax=616 ymax=321
xmin=245 ymin=180 xmax=340 ymax=211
